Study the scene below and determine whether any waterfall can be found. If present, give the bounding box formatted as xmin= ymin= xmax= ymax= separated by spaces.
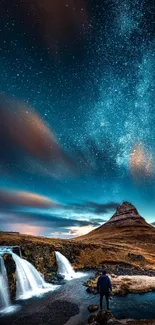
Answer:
xmin=55 ymin=251 xmax=86 ymax=280
xmin=12 ymin=253 xmax=55 ymax=300
xmin=0 ymin=246 xmax=59 ymax=314
xmin=0 ymin=255 xmax=11 ymax=311
xmin=55 ymin=251 xmax=75 ymax=280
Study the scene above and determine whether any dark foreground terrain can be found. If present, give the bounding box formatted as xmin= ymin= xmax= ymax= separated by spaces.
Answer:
xmin=1 ymin=273 xmax=155 ymax=325
xmin=1 ymin=300 xmax=79 ymax=325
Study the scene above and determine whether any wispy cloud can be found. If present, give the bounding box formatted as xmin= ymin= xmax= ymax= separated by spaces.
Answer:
xmin=69 ymin=225 xmax=98 ymax=237
xmin=0 ymin=183 xmax=119 ymax=237
xmin=66 ymin=201 xmax=119 ymax=214
xmin=0 ymin=189 xmax=58 ymax=210
xmin=0 ymin=192 xmax=116 ymax=237
xmin=49 ymin=224 xmax=99 ymax=239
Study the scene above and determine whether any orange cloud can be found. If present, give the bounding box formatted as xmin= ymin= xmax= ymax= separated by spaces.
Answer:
xmin=0 ymin=189 xmax=58 ymax=209
xmin=0 ymin=100 xmax=63 ymax=162
xmin=0 ymin=96 xmax=77 ymax=179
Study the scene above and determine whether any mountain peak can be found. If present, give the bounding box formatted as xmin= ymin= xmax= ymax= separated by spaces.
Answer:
xmin=116 ymin=201 xmax=139 ymax=214
xmin=74 ymin=201 xmax=155 ymax=242
xmin=107 ymin=201 xmax=141 ymax=225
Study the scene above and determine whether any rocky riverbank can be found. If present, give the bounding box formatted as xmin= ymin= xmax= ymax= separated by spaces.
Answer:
xmin=85 ymin=273 xmax=155 ymax=296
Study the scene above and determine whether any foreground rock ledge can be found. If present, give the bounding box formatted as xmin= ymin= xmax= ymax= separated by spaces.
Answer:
xmin=86 ymin=310 xmax=155 ymax=325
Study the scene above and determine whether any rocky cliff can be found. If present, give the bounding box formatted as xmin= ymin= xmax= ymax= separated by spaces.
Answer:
xmin=0 ymin=232 xmax=102 ymax=280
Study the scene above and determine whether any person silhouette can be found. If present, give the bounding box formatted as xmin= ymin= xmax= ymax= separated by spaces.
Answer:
xmin=97 ymin=269 xmax=112 ymax=310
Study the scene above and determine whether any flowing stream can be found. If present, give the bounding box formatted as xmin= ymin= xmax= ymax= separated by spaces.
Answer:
xmin=2 ymin=272 xmax=155 ymax=325
xmin=1 ymin=248 xmax=155 ymax=324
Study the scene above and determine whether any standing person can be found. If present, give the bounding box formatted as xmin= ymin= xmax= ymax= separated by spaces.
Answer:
xmin=97 ymin=269 xmax=112 ymax=310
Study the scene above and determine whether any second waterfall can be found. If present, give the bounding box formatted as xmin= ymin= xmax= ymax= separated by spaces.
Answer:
xmin=55 ymin=251 xmax=86 ymax=280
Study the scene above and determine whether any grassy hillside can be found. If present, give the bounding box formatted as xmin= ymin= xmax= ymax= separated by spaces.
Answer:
xmin=1 ymin=230 xmax=155 ymax=274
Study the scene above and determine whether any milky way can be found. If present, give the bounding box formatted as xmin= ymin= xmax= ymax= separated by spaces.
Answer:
xmin=0 ymin=0 xmax=155 ymax=237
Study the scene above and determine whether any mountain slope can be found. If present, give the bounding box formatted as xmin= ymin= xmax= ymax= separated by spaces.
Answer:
xmin=74 ymin=201 xmax=155 ymax=243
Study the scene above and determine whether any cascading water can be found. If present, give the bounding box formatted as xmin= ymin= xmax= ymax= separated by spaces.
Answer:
xmin=0 ymin=246 xmax=59 ymax=314
xmin=55 ymin=251 xmax=75 ymax=280
xmin=12 ymin=253 xmax=56 ymax=300
xmin=0 ymin=255 xmax=11 ymax=312
xmin=55 ymin=251 xmax=86 ymax=280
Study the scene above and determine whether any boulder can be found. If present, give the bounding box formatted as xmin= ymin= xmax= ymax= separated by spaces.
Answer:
xmin=88 ymin=314 xmax=98 ymax=323
xmin=96 ymin=310 xmax=116 ymax=324
xmin=57 ymin=273 xmax=65 ymax=280
xmin=87 ymin=310 xmax=120 ymax=324
xmin=51 ymin=279 xmax=66 ymax=285
xmin=117 ymin=283 xmax=130 ymax=296
xmin=86 ymin=286 xmax=98 ymax=294
xmin=88 ymin=305 xmax=99 ymax=312
xmin=44 ymin=271 xmax=56 ymax=283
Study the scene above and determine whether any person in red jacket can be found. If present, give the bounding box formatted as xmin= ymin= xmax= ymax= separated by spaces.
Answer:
xmin=97 ymin=269 xmax=112 ymax=310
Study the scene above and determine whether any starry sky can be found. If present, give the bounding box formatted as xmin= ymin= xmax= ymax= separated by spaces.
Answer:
xmin=0 ymin=0 xmax=155 ymax=238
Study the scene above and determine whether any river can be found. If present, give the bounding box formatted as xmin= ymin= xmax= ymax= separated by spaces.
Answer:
xmin=1 ymin=272 xmax=155 ymax=325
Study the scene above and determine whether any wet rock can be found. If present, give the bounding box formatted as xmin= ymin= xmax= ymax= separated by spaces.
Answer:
xmin=88 ymin=314 xmax=98 ymax=323
xmin=51 ymin=279 xmax=66 ymax=285
xmin=44 ymin=271 xmax=56 ymax=283
xmin=96 ymin=310 xmax=116 ymax=324
xmin=45 ymin=272 xmax=66 ymax=284
xmin=114 ymin=283 xmax=130 ymax=296
xmin=87 ymin=310 xmax=118 ymax=325
xmin=3 ymin=253 xmax=16 ymax=302
xmin=86 ymin=286 xmax=98 ymax=294
xmin=57 ymin=273 xmax=65 ymax=280
xmin=88 ymin=305 xmax=99 ymax=312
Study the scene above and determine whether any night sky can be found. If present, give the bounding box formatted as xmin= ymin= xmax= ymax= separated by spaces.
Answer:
xmin=0 ymin=0 xmax=155 ymax=238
